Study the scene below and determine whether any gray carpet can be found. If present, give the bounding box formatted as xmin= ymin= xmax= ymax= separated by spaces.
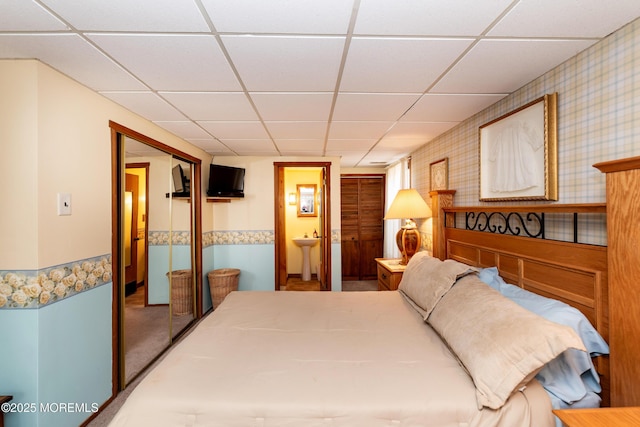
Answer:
xmin=342 ymin=280 xmax=378 ymax=291
xmin=124 ymin=291 xmax=193 ymax=383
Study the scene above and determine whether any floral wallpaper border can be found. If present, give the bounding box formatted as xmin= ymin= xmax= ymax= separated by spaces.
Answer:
xmin=0 ymin=254 xmax=112 ymax=310
xmin=203 ymin=230 xmax=341 ymax=248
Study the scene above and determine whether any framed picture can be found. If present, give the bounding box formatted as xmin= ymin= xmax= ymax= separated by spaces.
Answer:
xmin=297 ymin=184 xmax=317 ymax=217
xmin=479 ymin=93 xmax=558 ymax=201
xmin=430 ymin=158 xmax=448 ymax=191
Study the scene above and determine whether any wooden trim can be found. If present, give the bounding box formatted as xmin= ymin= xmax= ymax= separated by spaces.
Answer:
xmin=109 ymin=121 xmax=200 ymax=164
xmin=429 ymin=190 xmax=456 ymax=260
xmin=192 ymin=161 xmax=203 ymax=318
xmin=110 ymin=127 xmax=121 ymax=398
xmin=274 ymin=164 xmax=286 ymax=290
xmin=597 ymin=158 xmax=640 ymax=406
xmin=443 ymin=203 xmax=606 ymax=214
xmin=109 ymin=121 xmax=203 ymax=396
xmin=593 ymin=155 xmax=640 ymax=174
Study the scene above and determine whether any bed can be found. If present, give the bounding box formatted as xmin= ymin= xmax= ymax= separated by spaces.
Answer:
xmin=108 ymin=200 xmax=609 ymax=427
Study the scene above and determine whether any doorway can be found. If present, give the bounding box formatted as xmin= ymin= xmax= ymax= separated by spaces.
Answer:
xmin=274 ymin=162 xmax=331 ymax=291
xmin=110 ymin=121 xmax=203 ymax=395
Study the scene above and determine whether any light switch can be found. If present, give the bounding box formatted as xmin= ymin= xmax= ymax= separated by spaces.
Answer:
xmin=57 ymin=193 xmax=72 ymax=216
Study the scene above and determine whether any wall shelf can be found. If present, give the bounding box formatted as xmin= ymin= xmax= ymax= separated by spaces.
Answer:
xmin=206 ymin=197 xmax=231 ymax=203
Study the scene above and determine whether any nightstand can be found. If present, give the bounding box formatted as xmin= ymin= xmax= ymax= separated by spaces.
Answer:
xmin=553 ymin=407 xmax=640 ymax=427
xmin=375 ymin=258 xmax=406 ymax=291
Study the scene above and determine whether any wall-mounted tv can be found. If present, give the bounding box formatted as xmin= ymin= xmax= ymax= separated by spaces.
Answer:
xmin=207 ymin=164 xmax=245 ymax=198
xmin=171 ymin=164 xmax=190 ymax=196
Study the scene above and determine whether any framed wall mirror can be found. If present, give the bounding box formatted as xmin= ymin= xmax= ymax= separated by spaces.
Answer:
xmin=297 ymin=184 xmax=317 ymax=217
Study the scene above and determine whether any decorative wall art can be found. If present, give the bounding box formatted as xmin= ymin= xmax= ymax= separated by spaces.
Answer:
xmin=430 ymin=158 xmax=448 ymax=191
xmin=479 ymin=93 xmax=558 ymax=201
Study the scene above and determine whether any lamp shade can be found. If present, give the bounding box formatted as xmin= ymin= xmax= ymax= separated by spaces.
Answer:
xmin=384 ymin=189 xmax=432 ymax=220
xmin=384 ymin=189 xmax=431 ymax=265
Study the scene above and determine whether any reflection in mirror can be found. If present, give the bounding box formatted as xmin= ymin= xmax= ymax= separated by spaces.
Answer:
xmin=297 ymin=184 xmax=317 ymax=217
xmin=168 ymin=158 xmax=195 ymax=340
xmin=122 ymin=139 xmax=195 ymax=386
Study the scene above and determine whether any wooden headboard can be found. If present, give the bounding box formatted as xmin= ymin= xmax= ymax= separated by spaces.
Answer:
xmin=431 ymin=199 xmax=610 ymax=406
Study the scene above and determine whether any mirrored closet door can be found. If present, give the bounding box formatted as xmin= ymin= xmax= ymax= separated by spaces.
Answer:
xmin=112 ymin=122 xmax=201 ymax=390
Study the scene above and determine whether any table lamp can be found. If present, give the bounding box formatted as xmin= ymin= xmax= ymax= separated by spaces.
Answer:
xmin=384 ymin=189 xmax=432 ymax=265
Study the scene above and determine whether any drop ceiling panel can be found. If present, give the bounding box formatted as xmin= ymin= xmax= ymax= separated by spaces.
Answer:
xmin=489 ymin=0 xmax=640 ymax=38
xmin=354 ymin=0 xmax=514 ymax=36
xmin=88 ymin=34 xmax=241 ymax=91
xmin=0 ymin=34 xmax=145 ymax=91
xmin=1 ymin=0 xmax=68 ymax=31
xmin=221 ymin=36 xmax=345 ymax=91
xmin=220 ymin=140 xmax=279 ymax=155
xmin=359 ymin=150 xmax=406 ymax=166
xmin=198 ymin=121 xmax=270 ymax=140
xmin=250 ymin=93 xmax=334 ymax=121
xmin=153 ymin=121 xmax=212 ymax=139
xmin=402 ymin=94 xmax=508 ymax=122
xmin=376 ymin=138 xmax=435 ymax=152
xmin=275 ymin=140 xmax=324 ymax=152
xmin=332 ymin=93 xmax=421 ymax=121
xmin=324 ymin=151 xmax=365 ymax=168
xmin=186 ymin=139 xmax=232 ymax=154
xmin=340 ymin=37 xmax=474 ymax=93
xmin=101 ymin=92 xmax=188 ymax=121
xmin=328 ymin=121 xmax=394 ymax=139
xmin=325 ymin=139 xmax=377 ymax=152
xmin=384 ymin=122 xmax=458 ymax=141
xmin=40 ymin=0 xmax=209 ymax=32
xmin=433 ymin=39 xmax=597 ymax=94
xmin=265 ymin=122 xmax=327 ymax=139
xmin=202 ymin=0 xmax=354 ymax=34
xmin=3 ymin=1 xmax=638 ymax=166
xmin=160 ymin=92 xmax=258 ymax=121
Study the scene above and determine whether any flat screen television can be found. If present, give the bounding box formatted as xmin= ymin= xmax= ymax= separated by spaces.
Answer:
xmin=207 ymin=164 xmax=245 ymax=198
xmin=171 ymin=164 xmax=190 ymax=195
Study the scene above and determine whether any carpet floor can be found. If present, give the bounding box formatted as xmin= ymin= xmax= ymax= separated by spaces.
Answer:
xmin=124 ymin=287 xmax=194 ymax=383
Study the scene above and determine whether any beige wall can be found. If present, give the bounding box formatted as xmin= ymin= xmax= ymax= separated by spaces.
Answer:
xmin=285 ymin=168 xmax=323 ymax=276
xmin=0 ymin=61 xmax=39 ymax=268
xmin=209 ymin=156 xmax=342 ymax=233
xmin=0 ymin=59 xmax=211 ymax=269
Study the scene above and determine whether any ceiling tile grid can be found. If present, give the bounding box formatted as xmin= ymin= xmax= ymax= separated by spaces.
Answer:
xmin=1 ymin=0 xmax=639 ymax=167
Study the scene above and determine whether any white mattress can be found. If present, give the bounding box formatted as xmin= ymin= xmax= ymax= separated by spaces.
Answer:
xmin=109 ymin=291 xmax=553 ymax=427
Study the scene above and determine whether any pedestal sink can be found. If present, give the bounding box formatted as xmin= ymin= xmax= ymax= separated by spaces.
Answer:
xmin=293 ymin=237 xmax=319 ymax=281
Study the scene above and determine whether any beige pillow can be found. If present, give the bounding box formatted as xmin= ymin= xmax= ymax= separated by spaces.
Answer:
xmin=428 ymin=274 xmax=586 ymax=410
xmin=398 ymin=252 xmax=477 ymax=319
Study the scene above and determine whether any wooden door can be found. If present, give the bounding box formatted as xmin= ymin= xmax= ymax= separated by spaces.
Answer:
xmin=340 ymin=176 xmax=385 ymax=280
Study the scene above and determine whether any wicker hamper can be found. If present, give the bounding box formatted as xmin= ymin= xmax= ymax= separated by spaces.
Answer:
xmin=208 ymin=268 xmax=240 ymax=309
xmin=167 ymin=269 xmax=193 ymax=316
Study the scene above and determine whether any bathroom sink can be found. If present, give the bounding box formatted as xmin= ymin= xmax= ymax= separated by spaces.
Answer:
xmin=292 ymin=237 xmax=319 ymax=247
xmin=292 ymin=237 xmax=319 ymax=281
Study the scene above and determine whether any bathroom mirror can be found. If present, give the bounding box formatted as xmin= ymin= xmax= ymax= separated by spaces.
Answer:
xmin=297 ymin=184 xmax=317 ymax=217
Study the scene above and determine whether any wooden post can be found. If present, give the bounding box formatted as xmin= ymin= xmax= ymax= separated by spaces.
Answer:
xmin=594 ymin=156 xmax=640 ymax=407
xmin=429 ymin=190 xmax=456 ymax=260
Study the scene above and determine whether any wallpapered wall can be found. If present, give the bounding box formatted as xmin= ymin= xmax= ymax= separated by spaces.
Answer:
xmin=411 ymin=17 xmax=640 ymax=247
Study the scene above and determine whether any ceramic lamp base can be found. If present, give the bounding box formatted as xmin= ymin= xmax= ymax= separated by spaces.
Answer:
xmin=396 ymin=225 xmax=421 ymax=265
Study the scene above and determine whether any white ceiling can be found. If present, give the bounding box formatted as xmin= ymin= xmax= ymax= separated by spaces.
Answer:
xmin=2 ymin=1 xmax=639 ymax=167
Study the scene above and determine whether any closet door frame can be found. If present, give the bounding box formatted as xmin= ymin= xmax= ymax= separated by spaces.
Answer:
xmin=109 ymin=121 xmax=203 ymax=397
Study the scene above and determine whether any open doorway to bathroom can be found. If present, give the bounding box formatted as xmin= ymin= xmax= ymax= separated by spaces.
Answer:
xmin=274 ymin=162 xmax=331 ymax=291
